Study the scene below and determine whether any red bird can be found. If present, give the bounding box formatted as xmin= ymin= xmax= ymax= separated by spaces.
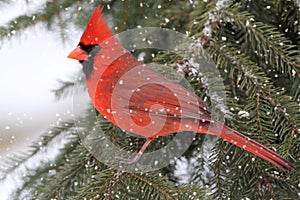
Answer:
xmin=68 ymin=6 xmax=294 ymax=170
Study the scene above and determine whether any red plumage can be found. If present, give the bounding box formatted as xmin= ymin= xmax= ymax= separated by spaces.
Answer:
xmin=68 ymin=6 xmax=295 ymax=170
xmin=80 ymin=6 xmax=113 ymax=45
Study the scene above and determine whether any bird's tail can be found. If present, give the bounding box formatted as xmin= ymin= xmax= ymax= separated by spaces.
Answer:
xmin=218 ymin=125 xmax=294 ymax=170
xmin=201 ymin=121 xmax=295 ymax=170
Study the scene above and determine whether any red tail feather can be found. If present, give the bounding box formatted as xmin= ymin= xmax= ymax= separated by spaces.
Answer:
xmin=219 ymin=127 xmax=295 ymax=170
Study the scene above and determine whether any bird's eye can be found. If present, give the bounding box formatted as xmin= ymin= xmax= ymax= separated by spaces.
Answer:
xmin=79 ymin=42 xmax=96 ymax=54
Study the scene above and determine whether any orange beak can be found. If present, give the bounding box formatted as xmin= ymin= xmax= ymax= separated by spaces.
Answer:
xmin=68 ymin=46 xmax=88 ymax=61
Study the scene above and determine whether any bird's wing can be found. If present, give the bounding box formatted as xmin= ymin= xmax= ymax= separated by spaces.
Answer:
xmin=112 ymin=65 xmax=211 ymax=122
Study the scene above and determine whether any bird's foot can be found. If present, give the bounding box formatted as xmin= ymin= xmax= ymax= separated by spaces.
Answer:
xmin=115 ymin=152 xmax=142 ymax=165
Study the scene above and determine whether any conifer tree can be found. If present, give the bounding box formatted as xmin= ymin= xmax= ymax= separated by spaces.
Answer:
xmin=1 ymin=0 xmax=299 ymax=199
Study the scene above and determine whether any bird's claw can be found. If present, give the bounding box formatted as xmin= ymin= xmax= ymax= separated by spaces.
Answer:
xmin=115 ymin=152 xmax=142 ymax=166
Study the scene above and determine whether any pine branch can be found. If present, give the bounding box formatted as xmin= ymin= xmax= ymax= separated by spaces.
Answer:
xmin=15 ymin=134 xmax=80 ymax=198
xmin=32 ymin=144 xmax=104 ymax=199
xmin=52 ymin=72 xmax=85 ymax=100
xmin=241 ymin=0 xmax=300 ymax=47
xmin=215 ymin=6 xmax=300 ymax=80
xmin=1 ymin=121 xmax=74 ymax=180
xmin=206 ymin=40 xmax=299 ymax=141
xmin=77 ymin=170 xmax=205 ymax=199
xmin=188 ymin=0 xmax=219 ymax=38
xmin=0 ymin=0 xmax=85 ymax=42
xmin=187 ymin=2 xmax=299 ymax=198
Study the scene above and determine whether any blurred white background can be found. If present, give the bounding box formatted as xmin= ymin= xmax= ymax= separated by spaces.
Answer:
xmin=0 ymin=1 xmax=84 ymax=160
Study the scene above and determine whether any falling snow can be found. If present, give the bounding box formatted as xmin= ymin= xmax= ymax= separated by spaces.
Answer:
xmin=238 ymin=110 xmax=250 ymax=118
xmin=137 ymin=52 xmax=146 ymax=61
xmin=0 ymin=131 xmax=74 ymax=199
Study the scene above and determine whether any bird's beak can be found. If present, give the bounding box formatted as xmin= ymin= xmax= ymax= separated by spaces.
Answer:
xmin=68 ymin=46 xmax=88 ymax=61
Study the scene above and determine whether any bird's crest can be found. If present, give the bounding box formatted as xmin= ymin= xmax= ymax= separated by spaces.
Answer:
xmin=80 ymin=6 xmax=113 ymax=45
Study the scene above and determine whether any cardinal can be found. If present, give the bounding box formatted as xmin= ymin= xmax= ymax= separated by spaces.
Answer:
xmin=68 ymin=6 xmax=294 ymax=170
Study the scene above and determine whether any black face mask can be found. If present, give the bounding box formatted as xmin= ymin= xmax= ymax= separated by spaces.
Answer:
xmin=78 ymin=43 xmax=101 ymax=80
